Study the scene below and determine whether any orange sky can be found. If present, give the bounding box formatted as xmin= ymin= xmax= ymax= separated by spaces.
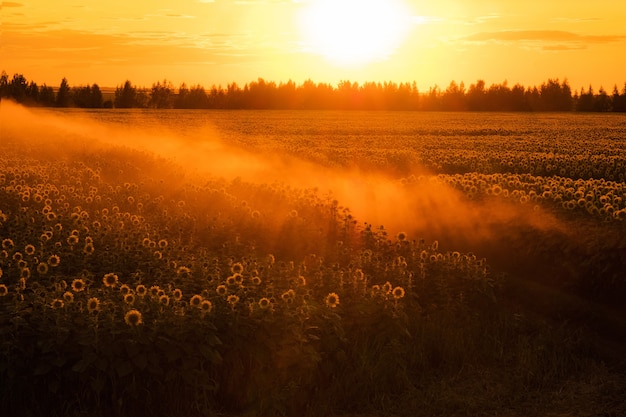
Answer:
xmin=2 ymin=0 xmax=626 ymax=91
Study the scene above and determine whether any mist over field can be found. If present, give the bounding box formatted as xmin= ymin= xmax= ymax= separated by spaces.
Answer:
xmin=1 ymin=101 xmax=566 ymax=259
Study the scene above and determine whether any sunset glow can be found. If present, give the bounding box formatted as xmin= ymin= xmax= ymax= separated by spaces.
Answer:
xmin=2 ymin=0 xmax=626 ymax=90
xmin=297 ymin=0 xmax=413 ymax=66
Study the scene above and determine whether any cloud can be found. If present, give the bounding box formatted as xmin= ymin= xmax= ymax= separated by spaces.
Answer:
xmin=462 ymin=30 xmax=626 ymax=50
xmin=2 ymin=2 xmax=23 ymax=6
xmin=550 ymin=17 xmax=603 ymax=23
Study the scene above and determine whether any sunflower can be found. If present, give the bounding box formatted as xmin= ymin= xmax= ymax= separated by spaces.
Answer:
xmin=190 ymin=294 xmax=203 ymax=308
xmin=230 ymin=262 xmax=244 ymax=274
xmin=172 ymin=288 xmax=183 ymax=301
xmin=353 ymin=269 xmax=364 ymax=281
xmin=227 ymin=294 xmax=239 ymax=305
xmin=216 ymin=285 xmax=228 ymax=296
xmin=200 ymin=300 xmax=213 ymax=313
xmin=37 ymin=262 xmax=49 ymax=275
xmin=124 ymin=293 xmax=135 ymax=305
xmin=124 ymin=309 xmax=143 ymax=326
xmin=392 ymin=286 xmax=405 ymax=299
xmin=258 ymin=297 xmax=271 ymax=310
xmin=20 ymin=267 xmax=31 ymax=280
xmin=102 ymin=273 xmax=118 ymax=288
xmin=325 ymin=292 xmax=340 ymax=308
xmin=0 ymin=284 xmax=8 ymax=297
xmin=63 ymin=291 xmax=74 ymax=303
xmin=24 ymin=244 xmax=36 ymax=256
xmin=136 ymin=284 xmax=147 ymax=297
xmin=281 ymin=289 xmax=295 ymax=302
xmin=83 ymin=243 xmax=95 ymax=255
xmin=47 ymin=255 xmax=61 ymax=267
xmin=51 ymin=299 xmax=65 ymax=309
xmin=176 ymin=266 xmax=191 ymax=280
xmin=149 ymin=285 xmax=160 ymax=297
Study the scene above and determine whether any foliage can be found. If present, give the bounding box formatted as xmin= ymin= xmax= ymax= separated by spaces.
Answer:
xmin=1 ymin=108 xmax=623 ymax=416
xmin=3 ymin=70 xmax=626 ymax=111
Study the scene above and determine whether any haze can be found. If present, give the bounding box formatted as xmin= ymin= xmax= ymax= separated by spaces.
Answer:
xmin=2 ymin=0 xmax=626 ymax=90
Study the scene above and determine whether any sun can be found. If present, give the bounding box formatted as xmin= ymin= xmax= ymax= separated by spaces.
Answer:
xmin=297 ymin=0 xmax=412 ymax=67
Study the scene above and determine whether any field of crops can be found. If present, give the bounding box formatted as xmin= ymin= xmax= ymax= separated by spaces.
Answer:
xmin=1 ymin=103 xmax=625 ymax=416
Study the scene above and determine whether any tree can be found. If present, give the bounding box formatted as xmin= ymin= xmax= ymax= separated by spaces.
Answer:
xmin=114 ymin=80 xmax=137 ymax=108
xmin=0 ymin=71 xmax=8 ymax=99
xmin=149 ymin=79 xmax=173 ymax=108
xmin=593 ymin=86 xmax=611 ymax=112
xmin=611 ymin=84 xmax=626 ymax=112
xmin=25 ymin=81 xmax=39 ymax=104
xmin=39 ymin=84 xmax=56 ymax=106
xmin=187 ymin=85 xmax=209 ymax=109
xmin=576 ymin=85 xmax=594 ymax=111
xmin=90 ymin=84 xmax=103 ymax=108
xmin=539 ymin=78 xmax=571 ymax=111
xmin=9 ymin=73 xmax=28 ymax=103
xmin=467 ymin=80 xmax=487 ymax=111
xmin=56 ymin=78 xmax=71 ymax=107
xmin=441 ymin=80 xmax=466 ymax=111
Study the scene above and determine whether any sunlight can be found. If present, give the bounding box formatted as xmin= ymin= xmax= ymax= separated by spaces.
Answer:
xmin=297 ymin=0 xmax=413 ymax=66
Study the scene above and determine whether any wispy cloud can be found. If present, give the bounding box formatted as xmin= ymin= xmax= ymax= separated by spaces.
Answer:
xmin=463 ymin=14 xmax=502 ymax=25
xmin=2 ymin=23 xmax=289 ymax=73
xmin=550 ymin=17 xmax=603 ymax=23
xmin=462 ymin=30 xmax=626 ymax=50
xmin=2 ymin=2 xmax=24 ymax=7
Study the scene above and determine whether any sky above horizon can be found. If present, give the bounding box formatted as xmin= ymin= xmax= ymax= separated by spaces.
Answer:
xmin=2 ymin=0 xmax=626 ymax=92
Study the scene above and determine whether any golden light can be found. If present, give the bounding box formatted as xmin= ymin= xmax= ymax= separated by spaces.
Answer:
xmin=297 ymin=0 xmax=413 ymax=67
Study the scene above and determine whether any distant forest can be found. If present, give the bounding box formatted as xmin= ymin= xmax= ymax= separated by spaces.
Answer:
xmin=2 ymin=71 xmax=626 ymax=112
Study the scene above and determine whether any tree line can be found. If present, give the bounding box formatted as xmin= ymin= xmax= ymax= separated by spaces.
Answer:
xmin=2 ymin=71 xmax=626 ymax=112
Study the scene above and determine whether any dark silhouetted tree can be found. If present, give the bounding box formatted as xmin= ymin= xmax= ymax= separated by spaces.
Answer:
xmin=576 ymin=85 xmax=594 ymax=111
xmin=187 ymin=85 xmax=209 ymax=109
xmin=149 ymin=79 xmax=173 ymax=108
xmin=486 ymin=81 xmax=511 ymax=111
xmin=114 ymin=80 xmax=138 ymax=108
xmin=25 ymin=81 xmax=39 ymax=104
xmin=441 ymin=80 xmax=466 ymax=111
xmin=0 ymin=71 xmax=8 ymax=99
xmin=55 ymin=78 xmax=72 ymax=107
xmin=90 ymin=84 xmax=103 ymax=108
xmin=467 ymin=80 xmax=486 ymax=111
xmin=539 ymin=78 xmax=571 ymax=111
xmin=593 ymin=86 xmax=611 ymax=111
xmin=72 ymin=84 xmax=102 ymax=108
xmin=611 ymin=84 xmax=626 ymax=112
xmin=510 ymin=83 xmax=529 ymax=111
xmin=9 ymin=73 xmax=28 ymax=103
xmin=39 ymin=84 xmax=55 ymax=106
